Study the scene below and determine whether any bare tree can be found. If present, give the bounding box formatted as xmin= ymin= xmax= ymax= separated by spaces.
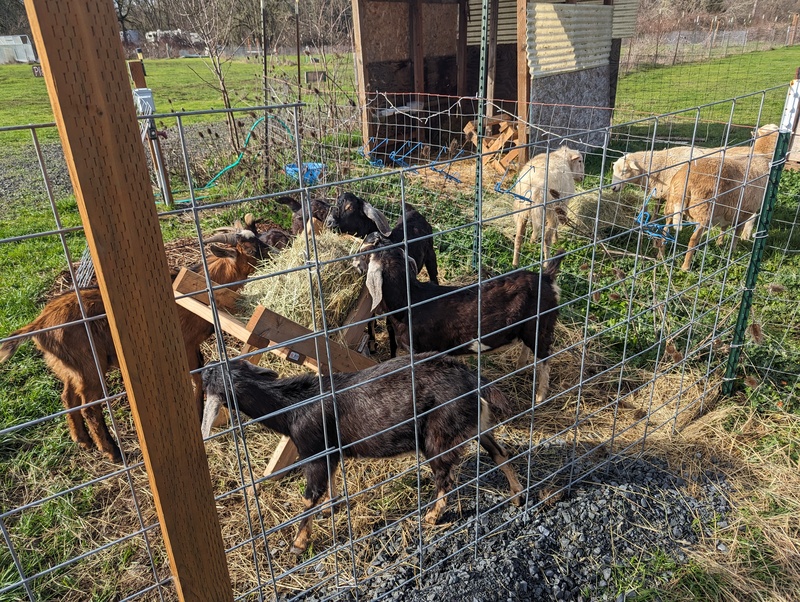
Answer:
xmin=0 ymin=0 xmax=28 ymax=35
xmin=164 ymin=0 xmax=256 ymax=150
xmin=115 ymin=0 xmax=136 ymax=45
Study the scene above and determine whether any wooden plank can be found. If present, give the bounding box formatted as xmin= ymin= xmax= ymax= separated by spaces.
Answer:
xmin=22 ymin=1 xmax=233 ymax=600
xmin=173 ymin=268 xmax=240 ymax=312
xmin=516 ymin=0 xmax=530 ymax=164
xmin=410 ymin=0 xmax=425 ymax=94
xmin=341 ymin=286 xmax=374 ymax=349
xmin=457 ymin=0 xmax=468 ymax=96
xmin=262 ymin=437 xmax=300 ymax=480
xmin=352 ymin=0 xmax=372 ymax=151
xmin=248 ymin=307 xmax=377 ymax=374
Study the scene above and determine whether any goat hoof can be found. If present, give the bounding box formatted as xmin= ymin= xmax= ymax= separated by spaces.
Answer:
xmin=510 ymin=492 xmax=524 ymax=507
xmin=423 ymin=512 xmax=439 ymax=525
xmin=290 ymin=544 xmax=307 ymax=555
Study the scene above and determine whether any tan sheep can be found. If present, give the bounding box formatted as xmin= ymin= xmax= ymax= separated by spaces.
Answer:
xmin=511 ymin=144 xmax=584 ymax=266
xmin=663 ymin=156 xmax=766 ymax=271
xmin=610 ymin=146 xmax=715 ymax=203
xmin=667 ymin=124 xmax=777 ymax=241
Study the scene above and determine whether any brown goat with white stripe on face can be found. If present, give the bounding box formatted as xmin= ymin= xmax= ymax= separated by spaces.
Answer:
xmin=201 ymin=353 xmax=523 ymax=555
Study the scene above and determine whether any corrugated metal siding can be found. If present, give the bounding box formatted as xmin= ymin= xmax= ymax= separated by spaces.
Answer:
xmin=526 ymin=3 xmax=613 ymax=78
xmin=612 ymin=0 xmax=640 ymax=39
xmin=466 ymin=0 xmax=517 ymax=46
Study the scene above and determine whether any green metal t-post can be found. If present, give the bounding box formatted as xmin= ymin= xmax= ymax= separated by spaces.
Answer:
xmin=722 ymin=80 xmax=800 ymax=395
xmin=472 ymin=0 xmax=490 ymax=270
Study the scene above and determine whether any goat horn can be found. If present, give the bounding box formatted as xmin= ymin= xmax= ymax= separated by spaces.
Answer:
xmin=244 ymin=213 xmax=258 ymax=228
xmin=203 ymin=232 xmax=239 ymax=245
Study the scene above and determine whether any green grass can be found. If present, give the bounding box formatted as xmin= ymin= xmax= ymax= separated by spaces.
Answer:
xmin=0 ymin=54 xmax=355 ymax=145
xmin=616 ymin=46 xmax=800 ymax=123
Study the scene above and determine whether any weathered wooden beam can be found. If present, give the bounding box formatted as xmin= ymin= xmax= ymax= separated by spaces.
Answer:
xmin=173 ymin=268 xmax=240 ymax=312
xmin=517 ymin=0 xmax=530 ymax=164
xmin=457 ymin=0 xmax=468 ymax=96
xmin=23 ymin=0 xmax=232 ymax=600
xmin=352 ymin=0 xmax=372 ymax=151
xmin=410 ymin=0 xmax=426 ymax=94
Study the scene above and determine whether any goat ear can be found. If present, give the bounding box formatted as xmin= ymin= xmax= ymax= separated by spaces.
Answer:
xmin=201 ymin=393 xmax=225 ymax=438
xmin=362 ymin=202 xmax=392 ymax=236
xmin=365 ymin=257 xmax=383 ymax=311
xmin=407 ymin=256 xmax=418 ymax=278
xmin=209 ymin=244 xmax=238 ymax=258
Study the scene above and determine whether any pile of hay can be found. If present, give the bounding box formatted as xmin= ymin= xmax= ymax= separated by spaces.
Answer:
xmin=481 ymin=186 xmax=640 ymax=243
xmin=237 ymin=232 xmax=366 ymax=342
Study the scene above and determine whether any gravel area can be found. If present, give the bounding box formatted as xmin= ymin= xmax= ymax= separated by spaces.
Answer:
xmin=297 ymin=454 xmax=730 ymax=602
xmin=0 ymin=143 xmax=72 ymax=218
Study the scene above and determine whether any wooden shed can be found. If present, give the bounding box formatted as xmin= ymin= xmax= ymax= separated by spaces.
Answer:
xmin=351 ymin=0 xmax=640 ymax=159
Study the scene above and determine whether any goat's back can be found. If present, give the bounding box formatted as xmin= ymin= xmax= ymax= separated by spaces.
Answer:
xmin=391 ymin=269 xmax=560 ymax=355
xmin=615 ymin=147 xmax=714 ymax=198
xmin=513 ymin=149 xmax=579 ymax=202
xmin=217 ymin=354 xmax=511 ymax=459
xmin=4 ymin=288 xmax=118 ymax=375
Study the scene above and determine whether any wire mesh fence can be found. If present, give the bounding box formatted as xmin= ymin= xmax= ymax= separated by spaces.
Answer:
xmin=0 ymin=75 xmax=797 ymax=601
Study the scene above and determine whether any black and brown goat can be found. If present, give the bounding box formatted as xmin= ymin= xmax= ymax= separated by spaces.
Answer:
xmin=0 ymin=233 xmax=262 ymax=463
xmin=201 ymin=354 xmax=523 ymax=554
xmin=276 ymin=196 xmax=332 ymax=235
xmin=214 ymin=213 xmax=292 ymax=257
xmin=355 ymin=233 xmax=563 ymax=403
xmin=325 ymin=192 xmax=439 ymax=284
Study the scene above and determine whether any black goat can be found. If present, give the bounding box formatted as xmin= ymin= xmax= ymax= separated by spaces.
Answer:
xmin=325 ymin=192 xmax=439 ymax=284
xmin=276 ymin=196 xmax=332 ymax=235
xmin=201 ymin=354 xmax=523 ymax=554
xmin=354 ymin=233 xmax=563 ymax=403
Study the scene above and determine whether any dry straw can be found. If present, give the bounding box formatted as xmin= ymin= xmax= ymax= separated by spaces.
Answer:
xmin=237 ymin=232 xmax=366 ymax=343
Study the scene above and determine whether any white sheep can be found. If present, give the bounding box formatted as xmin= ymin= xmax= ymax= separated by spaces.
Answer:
xmin=511 ymin=144 xmax=584 ymax=266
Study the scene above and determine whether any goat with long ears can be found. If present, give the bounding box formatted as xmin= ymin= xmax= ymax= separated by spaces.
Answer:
xmin=356 ymin=233 xmax=564 ymax=403
xmin=0 ymin=227 xmax=263 ymax=462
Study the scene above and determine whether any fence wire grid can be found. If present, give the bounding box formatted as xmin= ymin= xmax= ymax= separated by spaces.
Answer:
xmin=0 ymin=79 xmax=798 ymax=602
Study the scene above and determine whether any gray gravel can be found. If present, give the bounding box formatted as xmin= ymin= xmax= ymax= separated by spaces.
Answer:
xmin=294 ymin=455 xmax=730 ymax=602
xmin=0 ymin=143 xmax=72 ymax=218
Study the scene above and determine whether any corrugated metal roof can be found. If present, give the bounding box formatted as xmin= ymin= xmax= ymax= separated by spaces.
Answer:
xmin=526 ymin=3 xmax=613 ymax=78
xmin=612 ymin=0 xmax=640 ymax=39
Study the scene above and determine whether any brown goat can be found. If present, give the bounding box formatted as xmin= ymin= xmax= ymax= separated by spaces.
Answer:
xmin=663 ymin=156 xmax=766 ymax=271
xmin=0 ymin=242 xmax=259 ymax=462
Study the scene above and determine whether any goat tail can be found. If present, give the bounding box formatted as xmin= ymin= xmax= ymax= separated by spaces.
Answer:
xmin=0 ymin=323 xmax=38 ymax=363
xmin=544 ymin=248 xmax=566 ymax=278
xmin=480 ymin=383 xmax=513 ymax=421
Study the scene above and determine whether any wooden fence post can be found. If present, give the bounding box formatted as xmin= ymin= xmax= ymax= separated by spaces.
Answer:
xmin=23 ymin=1 xmax=233 ymax=600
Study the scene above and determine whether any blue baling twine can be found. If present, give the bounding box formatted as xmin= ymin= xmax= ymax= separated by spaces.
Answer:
xmin=634 ymin=188 xmax=695 ymax=242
